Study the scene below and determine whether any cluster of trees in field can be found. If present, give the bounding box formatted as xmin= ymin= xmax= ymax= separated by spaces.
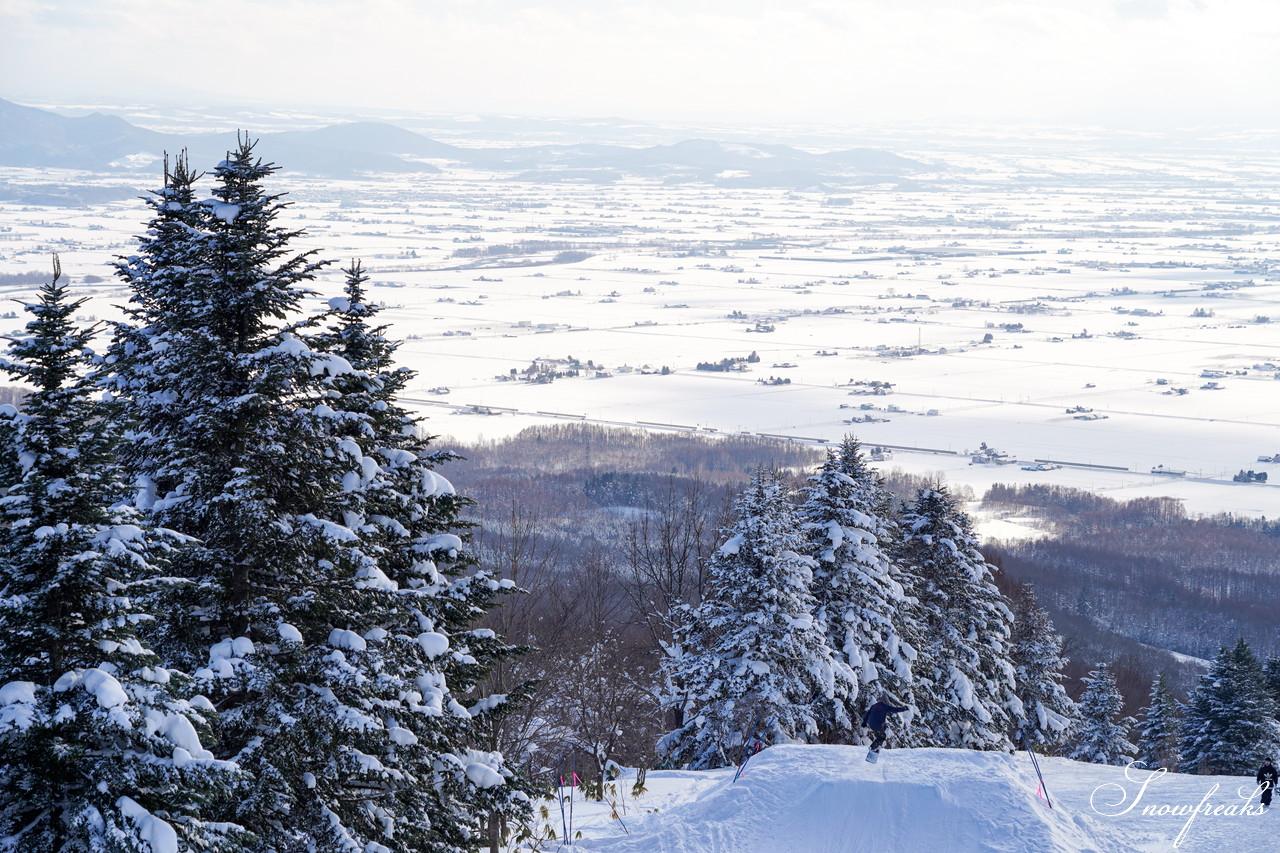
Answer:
xmin=0 ymin=146 xmax=524 ymax=853
xmin=454 ymin=422 xmax=821 ymax=480
xmin=659 ymin=448 xmax=1071 ymax=768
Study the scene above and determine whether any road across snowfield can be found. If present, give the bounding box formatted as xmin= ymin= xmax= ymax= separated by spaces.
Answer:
xmin=557 ymin=745 xmax=1274 ymax=853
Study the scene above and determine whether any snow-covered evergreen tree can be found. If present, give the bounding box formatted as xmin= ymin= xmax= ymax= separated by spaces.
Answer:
xmin=106 ymin=143 xmax=522 ymax=851
xmin=1007 ymin=582 xmax=1074 ymax=750
xmin=798 ymin=436 xmax=913 ymax=742
xmin=1068 ymin=663 xmax=1135 ymax=766
xmin=661 ymin=469 xmax=843 ymax=769
xmin=1180 ymin=640 xmax=1280 ymax=775
xmin=896 ymin=487 xmax=1019 ymax=750
xmin=1135 ymin=672 xmax=1181 ymax=771
xmin=0 ymin=259 xmax=243 ymax=852
xmin=1262 ymin=655 xmax=1280 ymax=715
xmin=306 ymin=260 xmax=528 ymax=846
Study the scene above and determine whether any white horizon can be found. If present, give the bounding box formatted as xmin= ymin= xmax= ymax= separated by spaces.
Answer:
xmin=4 ymin=0 xmax=1279 ymax=131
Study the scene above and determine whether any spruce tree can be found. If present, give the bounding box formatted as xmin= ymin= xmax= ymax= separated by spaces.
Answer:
xmin=1180 ymin=640 xmax=1280 ymax=775
xmin=0 ymin=259 xmax=242 ymax=851
xmin=107 ymin=143 xmax=521 ymax=851
xmin=798 ymin=436 xmax=913 ymax=742
xmin=306 ymin=261 xmax=528 ymax=847
xmin=1135 ymin=672 xmax=1181 ymax=771
xmin=896 ymin=486 xmax=1019 ymax=750
xmin=661 ymin=468 xmax=843 ymax=769
xmin=1007 ymin=582 xmax=1074 ymax=750
xmin=1068 ymin=663 xmax=1135 ymax=766
xmin=1263 ymin=655 xmax=1280 ymax=715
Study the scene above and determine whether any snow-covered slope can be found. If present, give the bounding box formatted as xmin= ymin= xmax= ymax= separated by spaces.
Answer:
xmin=559 ymin=745 xmax=1272 ymax=853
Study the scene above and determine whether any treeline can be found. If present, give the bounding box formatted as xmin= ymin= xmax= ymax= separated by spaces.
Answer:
xmin=983 ymin=482 xmax=1280 ymax=710
xmin=449 ymin=422 xmax=823 ymax=480
xmin=0 ymin=270 xmax=106 ymax=287
xmin=985 ymin=482 xmax=1186 ymax=529
xmin=450 ymin=240 xmax=585 ymax=259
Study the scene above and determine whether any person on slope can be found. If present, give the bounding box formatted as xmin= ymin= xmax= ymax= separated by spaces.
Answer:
xmin=862 ymin=695 xmax=909 ymax=752
xmin=1257 ymin=758 xmax=1278 ymax=807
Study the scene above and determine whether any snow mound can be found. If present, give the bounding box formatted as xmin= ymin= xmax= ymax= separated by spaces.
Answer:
xmin=580 ymin=745 xmax=1119 ymax=853
xmin=118 ymin=796 xmax=179 ymax=853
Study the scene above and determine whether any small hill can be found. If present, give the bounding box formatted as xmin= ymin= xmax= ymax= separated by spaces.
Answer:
xmin=0 ymin=98 xmax=165 ymax=169
xmin=0 ymin=100 xmax=450 ymax=175
xmin=271 ymin=121 xmax=464 ymax=159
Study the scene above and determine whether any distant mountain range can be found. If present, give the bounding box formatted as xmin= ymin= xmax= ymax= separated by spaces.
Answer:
xmin=0 ymin=98 xmax=922 ymax=187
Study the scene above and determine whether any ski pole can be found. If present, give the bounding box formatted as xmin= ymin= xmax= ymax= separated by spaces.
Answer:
xmin=568 ymin=753 xmax=576 ymax=844
xmin=733 ymin=741 xmax=762 ymax=783
xmin=737 ymin=709 xmax=762 ymax=768
xmin=556 ymin=758 xmax=568 ymax=844
xmin=1023 ymin=734 xmax=1053 ymax=810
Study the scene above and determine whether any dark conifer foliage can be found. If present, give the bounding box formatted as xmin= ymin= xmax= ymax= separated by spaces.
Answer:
xmin=798 ymin=436 xmax=914 ymax=742
xmin=107 ymin=140 xmax=336 ymax=662
xmin=1007 ymin=582 xmax=1074 ymax=749
xmin=0 ymin=258 xmax=242 ymax=851
xmin=1068 ymin=663 xmax=1134 ymax=766
xmin=1180 ymin=640 xmax=1279 ymax=775
xmin=305 ymin=260 xmax=528 ymax=849
xmin=897 ymin=487 xmax=1019 ymax=750
xmin=1262 ymin=655 xmax=1280 ymax=712
xmin=103 ymin=143 xmax=521 ymax=851
xmin=661 ymin=468 xmax=843 ymax=769
xmin=1135 ymin=672 xmax=1181 ymax=771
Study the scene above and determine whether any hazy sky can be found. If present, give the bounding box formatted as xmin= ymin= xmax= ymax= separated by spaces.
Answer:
xmin=4 ymin=0 xmax=1278 ymax=127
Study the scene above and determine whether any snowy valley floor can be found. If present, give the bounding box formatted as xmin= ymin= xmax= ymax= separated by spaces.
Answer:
xmin=531 ymin=745 xmax=1273 ymax=853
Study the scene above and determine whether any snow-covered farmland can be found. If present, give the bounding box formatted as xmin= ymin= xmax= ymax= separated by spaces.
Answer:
xmin=5 ymin=142 xmax=1280 ymax=517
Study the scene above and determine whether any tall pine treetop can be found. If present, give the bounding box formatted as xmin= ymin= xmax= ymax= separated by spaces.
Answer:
xmin=0 ymin=255 xmax=110 ymax=529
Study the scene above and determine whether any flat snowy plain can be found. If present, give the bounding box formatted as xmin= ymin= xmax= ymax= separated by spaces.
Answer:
xmin=5 ymin=119 xmax=1280 ymax=525
xmin=556 ymin=745 xmax=1275 ymax=853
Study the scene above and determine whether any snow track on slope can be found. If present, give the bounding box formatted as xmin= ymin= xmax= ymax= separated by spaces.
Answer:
xmin=580 ymin=745 xmax=1119 ymax=853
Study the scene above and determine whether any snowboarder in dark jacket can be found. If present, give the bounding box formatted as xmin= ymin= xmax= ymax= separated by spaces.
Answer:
xmin=862 ymin=695 xmax=909 ymax=752
xmin=1257 ymin=758 xmax=1278 ymax=807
